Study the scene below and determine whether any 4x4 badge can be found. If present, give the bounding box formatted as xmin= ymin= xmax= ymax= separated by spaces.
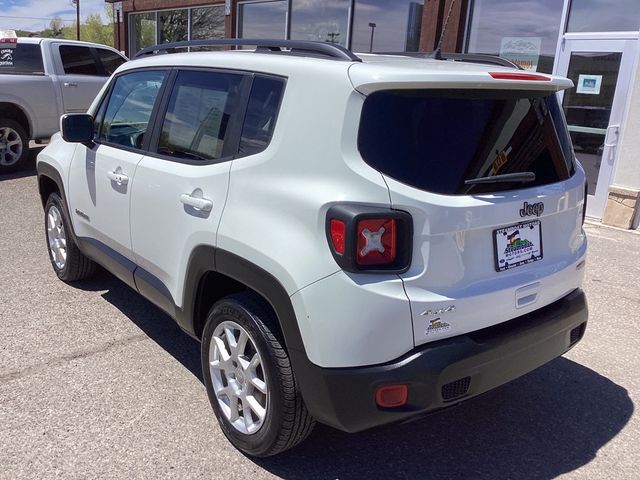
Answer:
xmin=520 ymin=201 xmax=544 ymax=218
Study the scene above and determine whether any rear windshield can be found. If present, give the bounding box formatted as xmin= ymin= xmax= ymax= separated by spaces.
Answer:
xmin=0 ymin=43 xmax=44 ymax=74
xmin=358 ymin=90 xmax=575 ymax=195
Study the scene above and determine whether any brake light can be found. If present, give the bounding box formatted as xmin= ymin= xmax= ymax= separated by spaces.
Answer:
xmin=489 ymin=72 xmax=551 ymax=81
xmin=330 ymin=219 xmax=346 ymax=254
xmin=582 ymin=180 xmax=588 ymax=225
xmin=356 ymin=218 xmax=396 ymax=265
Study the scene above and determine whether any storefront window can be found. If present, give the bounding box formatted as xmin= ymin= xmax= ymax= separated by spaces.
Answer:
xmin=466 ymin=0 xmax=563 ymax=73
xmin=159 ymin=9 xmax=188 ymax=44
xmin=191 ymin=6 xmax=225 ymax=40
xmin=129 ymin=12 xmax=156 ymax=55
xmin=238 ymin=1 xmax=287 ymax=39
xmin=290 ymin=0 xmax=350 ymax=47
xmin=567 ymin=0 xmax=640 ymax=33
xmin=351 ymin=0 xmax=424 ymax=53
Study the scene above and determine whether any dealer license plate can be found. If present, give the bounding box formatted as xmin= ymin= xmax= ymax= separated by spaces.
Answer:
xmin=494 ymin=220 xmax=543 ymax=272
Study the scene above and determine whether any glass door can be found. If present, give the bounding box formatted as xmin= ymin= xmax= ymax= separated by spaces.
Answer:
xmin=555 ymin=38 xmax=637 ymax=218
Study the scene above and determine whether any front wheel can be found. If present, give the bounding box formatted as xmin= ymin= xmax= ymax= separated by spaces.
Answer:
xmin=0 ymin=118 xmax=29 ymax=174
xmin=201 ymin=293 xmax=315 ymax=457
xmin=44 ymin=192 xmax=96 ymax=282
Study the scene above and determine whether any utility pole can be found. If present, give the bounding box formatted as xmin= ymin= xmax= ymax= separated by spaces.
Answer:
xmin=368 ymin=22 xmax=376 ymax=53
xmin=72 ymin=0 xmax=80 ymax=40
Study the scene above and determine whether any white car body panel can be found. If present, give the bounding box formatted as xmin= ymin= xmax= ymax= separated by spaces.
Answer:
xmin=67 ymin=144 xmax=143 ymax=260
xmin=130 ymin=157 xmax=232 ymax=309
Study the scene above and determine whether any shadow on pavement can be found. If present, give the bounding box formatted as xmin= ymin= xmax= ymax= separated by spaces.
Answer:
xmin=0 ymin=146 xmax=43 ymax=181
xmin=73 ymin=269 xmax=633 ymax=480
xmin=73 ymin=268 xmax=203 ymax=382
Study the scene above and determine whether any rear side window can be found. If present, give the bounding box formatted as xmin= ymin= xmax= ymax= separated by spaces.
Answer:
xmin=96 ymin=48 xmax=126 ymax=76
xmin=158 ymin=70 xmax=244 ymax=162
xmin=239 ymin=76 xmax=285 ymax=157
xmin=0 ymin=43 xmax=44 ymax=74
xmin=358 ymin=90 xmax=575 ymax=195
xmin=60 ymin=45 xmax=100 ymax=76
xmin=98 ymin=70 xmax=167 ymax=149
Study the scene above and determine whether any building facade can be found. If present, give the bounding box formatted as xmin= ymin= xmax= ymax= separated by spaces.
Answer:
xmin=112 ymin=0 xmax=640 ymax=229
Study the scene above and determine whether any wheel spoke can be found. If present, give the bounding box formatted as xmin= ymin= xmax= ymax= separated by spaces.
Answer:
xmin=246 ymin=395 xmax=266 ymax=421
xmin=236 ymin=330 xmax=249 ymax=357
xmin=249 ymin=376 xmax=267 ymax=394
xmin=213 ymin=336 xmax=232 ymax=363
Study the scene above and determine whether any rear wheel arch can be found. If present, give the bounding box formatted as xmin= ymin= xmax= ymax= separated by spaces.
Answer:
xmin=0 ymin=102 xmax=31 ymax=138
xmin=183 ymin=248 xmax=306 ymax=357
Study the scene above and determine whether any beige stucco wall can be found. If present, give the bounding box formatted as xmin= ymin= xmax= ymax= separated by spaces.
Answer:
xmin=611 ymin=48 xmax=640 ymax=228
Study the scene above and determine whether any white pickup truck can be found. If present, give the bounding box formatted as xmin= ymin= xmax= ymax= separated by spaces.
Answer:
xmin=0 ymin=36 xmax=126 ymax=173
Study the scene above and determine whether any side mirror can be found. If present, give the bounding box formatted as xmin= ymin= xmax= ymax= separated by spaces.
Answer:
xmin=61 ymin=114 xmax=94 ymax=143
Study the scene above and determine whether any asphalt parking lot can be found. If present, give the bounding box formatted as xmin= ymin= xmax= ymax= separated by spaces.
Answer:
xmin=1 ymin=150 xmax=639 ymax=479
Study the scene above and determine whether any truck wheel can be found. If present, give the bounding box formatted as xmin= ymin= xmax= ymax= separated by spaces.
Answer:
xmin=201 ymin=292 xmax=315 ymax=457
xmin=44 ymin=192 xmax=96 ymax=282
xmin=0 ymin=118 xmax=29 ymax=174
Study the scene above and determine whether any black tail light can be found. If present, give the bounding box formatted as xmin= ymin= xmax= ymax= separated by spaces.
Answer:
xmin=326 ymin=204 xmax=412 ymax=273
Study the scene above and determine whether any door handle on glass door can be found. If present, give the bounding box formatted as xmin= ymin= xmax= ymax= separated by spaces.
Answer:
xmin=604 ymin=125 xmax=620 ymax=148
xmin=106 ymin=170 xmax=129 ymax=185
xmin=180 ymin=193 xmax=213 ymax=212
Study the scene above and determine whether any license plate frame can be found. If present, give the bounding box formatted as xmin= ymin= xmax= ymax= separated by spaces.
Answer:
xmin=493 ymin=220 xmax=543 ymax=272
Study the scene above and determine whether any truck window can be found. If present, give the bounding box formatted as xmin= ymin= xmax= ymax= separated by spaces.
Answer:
xmin=0 ymin=43 xmax=44 ymax=74
xmin=59 ymin=45 xmax=100 ymax=76
xmin=96 ymin=48 xmax=126 ymax=76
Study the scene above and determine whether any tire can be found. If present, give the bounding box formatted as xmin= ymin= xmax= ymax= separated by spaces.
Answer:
xmin=44 ymin=192 xmax=96 ymax=282
xmin=201 ymin=292 xmax=315 ymax=457
xmin=0 ymin=118 xmax=29 ymax=174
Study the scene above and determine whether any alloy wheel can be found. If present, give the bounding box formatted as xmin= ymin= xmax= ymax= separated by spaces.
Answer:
xmin=209 ymin=320 xmax=268 ymax=434
xmin=0 ymin=127 xmax=23 ymax=167
xmin=47 ymin=205 xmax=67 ymax=270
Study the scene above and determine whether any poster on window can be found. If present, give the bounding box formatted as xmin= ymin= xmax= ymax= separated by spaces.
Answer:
xmin=576 ymin=74 xmax=603 ymax=95
xmin=499 ymin=37 xmax=541 ymax=72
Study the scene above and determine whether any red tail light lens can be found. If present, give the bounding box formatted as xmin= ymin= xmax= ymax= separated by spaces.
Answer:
xmin=356 ymin=218 xmax=397 ymax=265
xmin=489 ymin=72 xmax=551 ymax=81
xmin=330 ymin=219 xmax=346 ymax=254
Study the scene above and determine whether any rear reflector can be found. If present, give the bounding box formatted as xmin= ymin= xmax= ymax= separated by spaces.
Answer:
xmin=356 ymin=218 xmax=397 ymax=265
xmin=330 ymin=219 xmax=346 ymax=254
xmin=375 ymin=384 xmax=408 ymax=408
xmin=489 ymin=72 xmax=551 ymax=81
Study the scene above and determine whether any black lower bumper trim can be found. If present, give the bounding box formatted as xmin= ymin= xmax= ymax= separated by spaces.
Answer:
xmin=292 ymin=289 xmax=588 ymax=433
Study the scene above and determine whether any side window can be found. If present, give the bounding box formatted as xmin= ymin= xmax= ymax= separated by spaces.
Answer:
xmin=0 ymin=43 xmax=44 ymax=74
xmin=239 ymin=76 xmax=285 ymax=157
xmin=59 ymin=45 xmax=100 ymax=76
xmin=98 ymin=70 xmax=166 ymax=149
xmin=96 ymin=48 xmax=126 ymax=76
xmin=158 ymin=70 xmax=244 ymax=162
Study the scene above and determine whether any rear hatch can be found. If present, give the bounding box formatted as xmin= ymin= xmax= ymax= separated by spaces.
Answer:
xmin=350 ymin=59 xmax=588 ymax=347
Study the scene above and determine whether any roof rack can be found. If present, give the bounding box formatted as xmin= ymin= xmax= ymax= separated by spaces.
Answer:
xmin=376 ymin=51 xmax=522 ymax=70
xmin=134 ymin=38 xmax=362 ymax=62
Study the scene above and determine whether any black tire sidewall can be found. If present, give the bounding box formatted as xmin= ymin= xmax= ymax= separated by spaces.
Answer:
xmin=0 ymin=118 xmax=29 ymax=173
xmin=201 ymin=298 xmax=287 ymax=457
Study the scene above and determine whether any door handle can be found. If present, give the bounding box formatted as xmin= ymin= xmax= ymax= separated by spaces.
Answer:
xmin=106 ymin=170 xmax=129 ymax=185
xmin=180 ymin=193 xmax=213 ymax=212
xmin=64 ymin=82 xmax=78 ymax=88
xmin=604 ymin=125 xmax=620 ymax=148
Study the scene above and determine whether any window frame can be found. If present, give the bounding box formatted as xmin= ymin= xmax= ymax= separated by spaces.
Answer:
xmin=91 ymin=66 xmax=172 ymax=155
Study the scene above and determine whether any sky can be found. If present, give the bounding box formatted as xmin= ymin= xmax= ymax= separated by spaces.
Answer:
xmin=0 ymin=0 xmax=108 ymax=32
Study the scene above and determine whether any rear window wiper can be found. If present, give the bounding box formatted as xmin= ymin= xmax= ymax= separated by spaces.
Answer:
xmin=464 ymin=172 xmax=536 ymax=185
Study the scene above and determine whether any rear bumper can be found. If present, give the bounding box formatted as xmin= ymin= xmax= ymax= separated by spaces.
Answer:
xmin=294 ymin=289 xmax=588 ymax=433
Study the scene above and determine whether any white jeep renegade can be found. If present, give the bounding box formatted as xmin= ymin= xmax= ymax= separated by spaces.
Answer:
xmin=37 ymin=40 xmax=588 ymax=457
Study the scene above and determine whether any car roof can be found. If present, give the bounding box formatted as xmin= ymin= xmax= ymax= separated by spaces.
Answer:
xmin=120 ymin=49 xmax=572 ymax=93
